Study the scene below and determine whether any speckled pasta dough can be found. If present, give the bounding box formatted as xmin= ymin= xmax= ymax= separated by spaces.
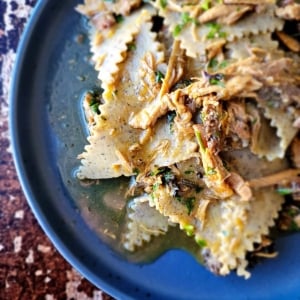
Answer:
xmin=76 ymin=0 xmax=300 ymax=279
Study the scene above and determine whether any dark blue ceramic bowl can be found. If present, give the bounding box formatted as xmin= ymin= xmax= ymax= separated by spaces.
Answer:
xmin=10 ymin=1 xmax=300 ymax=299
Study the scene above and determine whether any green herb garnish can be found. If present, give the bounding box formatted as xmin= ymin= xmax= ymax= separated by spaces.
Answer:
xmin=201 ymin=0 xmax=211 ymax=11
xmin=167 ymin=111 xmax=176 ymax=133
xmin=173 ymin=24 xmax=183 ymax=37
xmin=173 ymin=12 xmax=199 ymax=37
xmin=184 ymin=169 xmax=194 ymax=175
xmin=196 ymin=238 xmax=207 ymax=248
xmin=183 ymin=224 xmax=194 ymax=236
xmin=160 ymin=0 xmax=167 ymax=9
xmin=209 ymin=73 xmax=225 ymax=87
xmin=208 ymin=58 xmax=228 ymax=71
xmin=206 ymin=22 xmax=227 ymax=39
xmin=176 ymin=196 xmax=196 ymax=215
xmin=114 ymin=14 xmax=124 ymax=23
xmin=127 ymin=42 xmax=136 ymax=51
xmin=155 ymin=70 xmax=165 ymax=84
xmin=132 ymin=167 xmax=140 ymax=175
xmin=163 ymin=171 xmax=175 ymax=183
xmin=206 ymin=167 xmax=217 ymax=175
xmin=195 ymin=130 xmax=206 ymax=151
xmin=90 ymin=102 xmax=100 ymax=114
xmin=277 ymin=187 xmax=293 ymax=195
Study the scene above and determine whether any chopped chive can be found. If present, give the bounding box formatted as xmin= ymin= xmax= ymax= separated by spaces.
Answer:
xmin=173 ymin=24 xmax=183 ymax=37
xmin=90 ymin=102 xmax=100 ymax=114
xmin=155 ymin=70 xmax=165 ymax=84
xmin=127 ymin=42 xmax=136 ymax=51
xmin=132 ymin=167 xmax=140 ymax=175
xmin=201 ymin=0 xmax=211 ymax=11
xmin=167 ymin=111 xmax=176 ymax=133
xmin=159 ymin=0 xmax=167 ymax=8
xmin=206 ymin=167 xmax=217 ymax=175
xmin=183 ymin=224 xmax=194 ymax=236
xmin=277 ymin=188 xmax=293 ymax=195
xmin=195 ymin=130 xmax=206 ymax=151
xmin=173 ymin=12 xmax=198 ymax=37
xmin=184 ymin=170 xmax=194 ymax=175
xmin=196 ymin=238 xmax=207 ymax=248
xmin=206 ymin=22 xmax=227 ymax=39
xmin=114 ymin=14 xmax=124 ymax=23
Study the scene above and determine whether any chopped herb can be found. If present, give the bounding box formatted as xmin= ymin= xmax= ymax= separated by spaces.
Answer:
xmin=114 ymin=14 xmax=124 ymax=23
xmin=195 ymin=130 xmax=206 ymax=151
xmin=167 ymin=111 xmax=176 ymax=133
xmin=155 ymin=70 xmax=165 ymax=84
xmin=90 ymin=102 xmax=100 ymax=114
xmin=150 ymin=167 xmax=163 ymax=176
xmin=209 ymin=78 xmax=225 ymax=87
xmin=218 ymin=31 xmax=227 ymax=38
xmin=206 ymin=167 xmax=217 ymax=175
xmin=181 ymin=12 xmax=192 ymax=24
xmin=277 ymin=187 xmax=293 ymax=195
xmin=127 ymin=42 xmax=136 ymax=51
xmin=173 ymin=12 xmax=198 ymax=37
xmin=287 ymin=208 xmax=298 ymax=217
xmin=173 ymin=24 xmax=183 ymax=37
xmin=201 ymin=0 xmax=211 ymax=11
xmin=196 ymin=238 xmax=207 ymax=248
xmin=208 ymin=58 xmax=219 ymax=70
xmin=162 ymin=171 xmax=175 ymax=183
xmin=209 ymin=73 xmax=225 ymax=87
xmin=87 ymin=87 xmax=103 ymax=115
xmin=218 ymin=60 xmax=228 ymax=69
xmin=150 ymin=166 xmax=172 ymax=177
xmin=152 ymin=183 xmax=160 ymax=191
xmin=159 ymin=0 xmax=167 ymax=9
xmin=184 ymin=169 xmax=194 ymax=175
xmin=183 ymin=224 xmax=194 ymax=236
xmin=206 ymin=22 xmax=227 ymax=39
xmin=132 ymin=167 xmax=140 ymax=175
xmin=185 ymin=197 xmax=196 ymax=215
xmin=289 ymin=220 xmax=299 ymax=231
xmin=176 ymin=196 xmax=196 ymax=215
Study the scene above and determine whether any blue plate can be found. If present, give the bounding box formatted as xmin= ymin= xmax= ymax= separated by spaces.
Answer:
xmin=10 ymin=1 xmax=300 ymax=299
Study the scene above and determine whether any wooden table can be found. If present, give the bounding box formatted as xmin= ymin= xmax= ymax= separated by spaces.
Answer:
xmin=0 ymin=1 xmax=113 ymax=299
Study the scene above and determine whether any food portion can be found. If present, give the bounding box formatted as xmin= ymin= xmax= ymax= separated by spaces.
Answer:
xmin=76 ymin=0 xmax=300 ymax=278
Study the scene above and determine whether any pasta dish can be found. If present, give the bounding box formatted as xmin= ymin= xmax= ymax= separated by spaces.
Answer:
xmin=75 ymin=0 xmax=300 ymax=278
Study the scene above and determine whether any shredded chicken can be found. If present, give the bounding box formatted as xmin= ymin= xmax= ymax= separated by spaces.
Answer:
xmin=276 ymin=31 xmax=300 ymax=52
xmin=198 ymin=4 xmax=253 ymax=25
xmin=226 ymin=172 xmax=252 ymax=201
xmin=248 ymin=169 xmax=300 ymax=188
xmin=223 ymin=0 xmax=275 ymax=4
xmin=276 ymin=3 xmax=300 ymax=20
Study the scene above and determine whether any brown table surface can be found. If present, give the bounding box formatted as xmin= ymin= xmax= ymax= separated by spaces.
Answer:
xmin=0 ymin=1 xmax=114 ymax=299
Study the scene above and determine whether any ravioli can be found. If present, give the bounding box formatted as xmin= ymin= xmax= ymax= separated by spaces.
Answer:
xmin=76 ymin=0 xmax=300 ymax=278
